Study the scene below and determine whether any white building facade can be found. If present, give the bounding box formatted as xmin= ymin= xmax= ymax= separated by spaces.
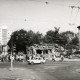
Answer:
xmin=0 ymin=26 xmax=12 ymax=55
xmin=0 ymin=28 xmax=2 ymax=44
xmin=0 ymin=26 xmax=12 ymax=45
xmin=2 ymin=26 xmax=8 ymax=45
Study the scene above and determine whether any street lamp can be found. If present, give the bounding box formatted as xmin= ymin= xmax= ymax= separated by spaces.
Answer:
xmin=10 ymin=36 xmax=14 ymax=71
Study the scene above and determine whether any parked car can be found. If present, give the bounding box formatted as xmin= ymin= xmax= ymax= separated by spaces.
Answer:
xmin=27 ymin=57 xmax=46 ymax=64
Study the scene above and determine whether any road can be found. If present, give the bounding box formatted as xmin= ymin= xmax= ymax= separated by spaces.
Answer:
xmin=26 ymin=61 xmax=80 ymax=80
xmin=0 ymin=61 xmax=80 ymax=80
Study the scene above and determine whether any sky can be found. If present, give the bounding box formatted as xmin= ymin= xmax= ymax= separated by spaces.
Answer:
xmin=0 ymin=0 xmax=80 ymax=34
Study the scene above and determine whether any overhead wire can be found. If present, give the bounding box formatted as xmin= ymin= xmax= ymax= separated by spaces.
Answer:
xmin=69 ymin=1 xmax=80 ymax=26
xmin=73 ymin=7 xmax=80 ymax=25
xmin=29 ymin=0 xmax=80 ymax=27
xmin=27 ymin=0 xmax=80 ymax=26
xmin=74 ymin=0 xmax=80 ymax=6
xmin=69 ymin=6 xmax=74 ymax=25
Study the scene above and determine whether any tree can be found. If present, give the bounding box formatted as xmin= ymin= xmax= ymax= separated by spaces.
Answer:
xmin=70 ymin=35 xmax=79 ymax=46
xmin=7 ymin=29 xmax=43 ymax=54
xmin=61 ymin=31 xmax=75 ymax=43
xmin=26 ymin=30 xmax=43 ymax=46
xmin=59 ymin=32 xmax=68 ymax=46
xmin=44 ymin=30 xmax=55 ymax=43
xmin=43 ymin=27 xmax=65 ymax=45
xmin=27 ymin=30 xmax=35 ymax=46
xmin=8 ymin=29 xmax=28 ymax=54
xmin=32 ymin=32 xmax=43 ymax=44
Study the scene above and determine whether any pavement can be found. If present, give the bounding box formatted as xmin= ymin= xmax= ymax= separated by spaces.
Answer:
xmin=0 ymin=67 xmax=40 ymax=80
xmin=64 ymin=58 xmax=80 ymax=61
xmin=54 ymin=58 xmax=80 ymax=61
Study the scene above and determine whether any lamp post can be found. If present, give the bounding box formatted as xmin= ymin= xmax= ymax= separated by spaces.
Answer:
xmin=11 ymin=50 xmax=13 ymax=70
xmin=77 ymin=26 xmax=80 ymax=50
xmin=10 ymin=37 xmax=13 ymax=71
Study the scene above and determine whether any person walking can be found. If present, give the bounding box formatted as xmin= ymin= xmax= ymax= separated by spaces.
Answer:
xmin=52 ymin=55 xmax=56 ymax=61
xmin=60 ymin=54 xmax=64 ymax=61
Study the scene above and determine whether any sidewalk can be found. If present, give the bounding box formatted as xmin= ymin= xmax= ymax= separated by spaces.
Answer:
xmin=0 ymin=67 xmax=40 ymax=80
xmin=55 ymin=58 xmax=80 ymax=61
xmin=64 ymin=58 xmax=80 ymax=61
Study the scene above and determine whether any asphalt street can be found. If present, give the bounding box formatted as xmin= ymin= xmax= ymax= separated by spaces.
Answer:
xmin=0 ymin=61 xmax=80 ymax=80
xmin=26 ymin=61 xmax=80 ymax=80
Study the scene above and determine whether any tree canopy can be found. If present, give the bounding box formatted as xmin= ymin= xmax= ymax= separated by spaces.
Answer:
xmin=7 ymin=29 xmax=43 ymax=53
xmin=7 ymin=27 xmax=79 ymax=54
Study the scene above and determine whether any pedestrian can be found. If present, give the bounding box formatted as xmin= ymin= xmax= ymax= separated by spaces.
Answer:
xmin=60 ymin=54 xmax=64 ymax=61
xmin=52 ymin=55 xmax=56 ymax=61
xmin=8 ymin=55 xmax=11 ymax=62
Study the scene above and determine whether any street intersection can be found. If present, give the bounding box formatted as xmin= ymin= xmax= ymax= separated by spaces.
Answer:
xmin=0 ymin=61 xmax=80 ymax=80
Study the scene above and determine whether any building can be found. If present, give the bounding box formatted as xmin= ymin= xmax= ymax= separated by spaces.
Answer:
xmin=27 ymin=44 xmax=62 ymax=60
xmin=0 ymin=26 xmax=12 ymax=55
xmin=2 ymin=26 xmax=8 ymax=45
xmin=0 ymin=28 xmax=2 ymax=44
xmin=0 ymin=26 xmax=12 ymax=45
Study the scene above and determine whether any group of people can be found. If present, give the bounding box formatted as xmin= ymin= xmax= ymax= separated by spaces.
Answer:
xmin=0 ymin=54 xmax=27 ymax=62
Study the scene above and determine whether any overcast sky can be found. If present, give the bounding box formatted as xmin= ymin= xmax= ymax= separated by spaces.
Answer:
xmin=0 ymin=0 xmax=80 ymax=34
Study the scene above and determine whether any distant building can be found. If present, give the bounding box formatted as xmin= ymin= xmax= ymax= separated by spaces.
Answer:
xmin=27 ymin=44 xmax=62 ymax=60
xmin=0 ymin=26 xmax=12 ymax=45
xmin=0 ymin=28 xmax=2 ymax=44
xmin=0 ymin=26 xmax=12 ymax=55
xmin=2 ymin=26 xmax=8 ymax=45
